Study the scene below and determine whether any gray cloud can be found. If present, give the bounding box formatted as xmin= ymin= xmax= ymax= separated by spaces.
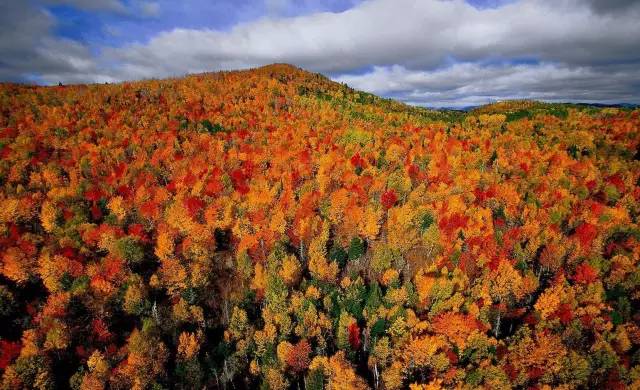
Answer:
xmin=0 ymin=0 xmax=161 ymax=84
xmin=583 ymin=0 xmax=640 ymax=13
xmin=138 ymin=1 xmax=160 ymax=17
xmin=43 ymin=0 xmax=127 ymax=12
xmin=335 ymin=62 xmax=640 ymax=107
xmin=0 ymin=2 xmax=108 ymax=83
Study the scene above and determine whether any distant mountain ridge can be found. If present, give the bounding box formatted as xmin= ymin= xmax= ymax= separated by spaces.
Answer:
xmin=429 ymin=100 xmax=638 ymax=112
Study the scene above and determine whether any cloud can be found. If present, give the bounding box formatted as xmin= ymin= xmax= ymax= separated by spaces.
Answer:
xmin=335 ymin=62 xmax=640 ymax=107
xmin=265 ymin=0 xmax=292 ymax=15
xmin=583 ymin=0 xmax=640 ymax=14
xmin=138 ymin=1 xmax=161 ymax=17
xmin=0 ymin=1 xmax=110 ymax=83
xmin=99 ymin=0 xmax=640 ymax=79
xmin=0 ymin=0 xmax=166 ymax=84
xmin=44 ymin=0 xmax=127 ymax=13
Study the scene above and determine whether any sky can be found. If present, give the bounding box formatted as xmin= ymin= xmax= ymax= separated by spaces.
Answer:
xmin=1 ymin=0 xmax=639 ymax=107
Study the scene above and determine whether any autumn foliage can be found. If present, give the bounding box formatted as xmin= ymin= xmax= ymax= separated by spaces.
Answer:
xmin=0 ymin=64 xmax=639 ymax=389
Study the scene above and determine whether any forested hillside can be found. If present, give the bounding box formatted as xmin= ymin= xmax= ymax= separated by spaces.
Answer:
xmin=0 ymin=64 xmax=639 ymax=389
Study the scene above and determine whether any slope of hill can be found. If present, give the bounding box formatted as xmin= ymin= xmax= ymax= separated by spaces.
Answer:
xmin=0 ymin=64 xmax=639 ymax=389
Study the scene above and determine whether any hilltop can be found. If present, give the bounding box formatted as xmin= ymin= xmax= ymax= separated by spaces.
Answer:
xmin=0 ymin=64 xmax=639 ymax=389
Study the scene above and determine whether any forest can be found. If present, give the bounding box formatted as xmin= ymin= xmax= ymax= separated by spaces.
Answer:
xmin=0 ymin=63 xmax=639 ymax=389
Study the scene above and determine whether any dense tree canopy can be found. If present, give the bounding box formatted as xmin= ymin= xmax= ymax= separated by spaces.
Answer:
xmin=0 ymin=64 xmax=639 ymax=389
